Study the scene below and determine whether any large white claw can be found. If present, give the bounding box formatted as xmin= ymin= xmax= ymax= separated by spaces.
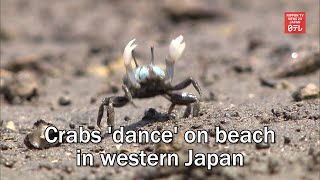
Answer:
xmin=168 ymin=35 xmax=186 ymax=63
xmin=123 ymin=39 xmax=137 ymax=66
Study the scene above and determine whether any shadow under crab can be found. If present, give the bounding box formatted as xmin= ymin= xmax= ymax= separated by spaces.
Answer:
xmin=97 ymin=35 xmax=202 ymax=128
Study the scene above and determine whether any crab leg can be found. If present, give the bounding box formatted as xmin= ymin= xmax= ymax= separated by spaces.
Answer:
xmin=97 ymin=85 xmax=134 ymax=128
xmin=164 ymin=92 xmax=200 ymax=118
xmin=97 ymin=96 xmax=129 ymax=128
xmin=171 ymin=77 xmax=202 ymax=97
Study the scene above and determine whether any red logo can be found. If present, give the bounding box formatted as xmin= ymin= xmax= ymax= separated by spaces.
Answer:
xmin=284 ymin=12 xmax=306 ymax=34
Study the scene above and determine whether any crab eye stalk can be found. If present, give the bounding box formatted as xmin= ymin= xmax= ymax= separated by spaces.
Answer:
xmin=123 ymin=39 xmax=140 ymax=88
xmin=166 ymin=35 xmax=186 ymax=82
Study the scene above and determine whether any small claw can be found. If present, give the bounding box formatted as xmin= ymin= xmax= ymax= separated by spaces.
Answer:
xmin=123 ymin=39 xmax=137 ymax=66
xmin=123 ymin=39 xmax=140 ymax=88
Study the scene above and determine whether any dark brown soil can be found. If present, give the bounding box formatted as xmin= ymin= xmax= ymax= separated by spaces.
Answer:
xmin=1 ymin=0 xmax=319 ymax=180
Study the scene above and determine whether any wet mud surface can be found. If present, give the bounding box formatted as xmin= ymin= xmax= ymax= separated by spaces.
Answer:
xmin=1 ymin=0 xmax=319 ymax=179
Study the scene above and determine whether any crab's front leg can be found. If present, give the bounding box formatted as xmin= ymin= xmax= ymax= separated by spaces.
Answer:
xmin=97 ymin=96 xmax=130 ymax=128
xmin=165 ymin=92 xmax=200 ymax=118
xmin=171 ymin=77 xmax=202 ymax=98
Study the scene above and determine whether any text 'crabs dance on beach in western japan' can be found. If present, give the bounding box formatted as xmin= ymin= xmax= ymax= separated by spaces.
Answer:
xmin=97 ymin=35 xmax=202 ymax=128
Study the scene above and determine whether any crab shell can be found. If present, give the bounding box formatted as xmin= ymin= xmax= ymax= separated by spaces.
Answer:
xmin=123 ymin=65 xmax=166 ymax=86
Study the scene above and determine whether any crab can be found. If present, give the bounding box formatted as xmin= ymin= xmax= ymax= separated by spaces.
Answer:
xmin=97 ymin=35 xmax=202 ymax=128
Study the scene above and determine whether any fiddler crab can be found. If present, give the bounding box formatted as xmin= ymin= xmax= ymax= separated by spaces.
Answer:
xmin=97 ymin=35 xmax=202 ymax=128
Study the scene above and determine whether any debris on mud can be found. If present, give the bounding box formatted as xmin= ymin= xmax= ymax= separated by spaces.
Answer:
xmin=5 ymin=121 xmax=16 ymax=131
xmin=142 ymin=108 xmax=172 ymax=121
xmin=58 ymin=95 xmax=72 ymax=106
xmin=273 ymin=50 xmax=320 ymax=78
xmin=164 ymin=0 xmax=228 ymax=22
xmin=292 ymin=83 xmax=320 ymax=101
xmin=233 ymin=63 xmax=252 ymax=73
xmin=0 ymin=69 xmax=39 ymax=103
xmin=24 ymin=119 xmax=59 ymax=149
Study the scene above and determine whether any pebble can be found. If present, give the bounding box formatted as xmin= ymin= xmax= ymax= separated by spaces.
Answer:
xmin=124 ymin=116 xmax=131 ymax=121
xmin=191 ymin=124 xmax=203 ymax=129
xmin=260 ymin=77 xmax=277 ymax=88
xmin=58 ymin=95 xmax=71 ymax=106
xmin=233 ymin=64 xmax=252 ymax=73
xmin=292 ymin=83 xmax=319 ymax=101
xmin=256 ymin=142 xmax=270 ymax=149
xmin=0 ymin=143 xmax=9 ymax=150
xmin=87 ymin=125 xmax=95 ymax=130
xmin=284 ymin=136 xmax=291 ymax=144
xmin=142 ymin=108 xmax=157 ymax=120
xmin=90 ymin=96 xmax=97 ymax=104
xmin=24 ymin=119 xmax=59 ymax=149
xmin=4 ymin=160 xmax=15 ymax=168
xmin=69 ymin=123 xmax=75 ymax=129
xmin=5 ymin=121 xmax=16 ymax=131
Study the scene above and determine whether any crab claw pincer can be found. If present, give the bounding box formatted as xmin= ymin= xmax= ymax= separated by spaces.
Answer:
xmin=166 ymin=35 xmax=186 ymax=82
xmin=123 ymin=39 xmax=140 ymax=88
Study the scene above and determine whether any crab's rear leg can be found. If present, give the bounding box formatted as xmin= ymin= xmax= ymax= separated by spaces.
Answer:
xmin=165 ymin=92 xmax=200 ymax=118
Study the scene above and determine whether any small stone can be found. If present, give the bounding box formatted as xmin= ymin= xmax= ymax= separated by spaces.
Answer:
xmin=24 ymin=119 xmax=59 ymax=149
xmin=233 ymin=64 xmax=252 ymax=73
xmin=230 ymin=111 xmax=240 ymax=117
xmin=271 ymin=109 xmax=281 ymax=117
xmin=191 ymin=124 xmax=203 ymax=129
xmin=256 ymin=142 xmax=270 ymax=149
xmin=4 ymin=160 xmax=15 ymax=168
xmin=58 ymin=96 xmax=71 ymax=106
xmin=90 ymin=96 xmax=97 ymax=104
xmin=87 ymin=125 xmax=95 ymax=130
xmin=276 ymin=80 xmax=293 ymax=90
xmin=292 ymin=83 xmax=320 ymax=101
xmin=124 ymin=116 xmax=131 ymax=121
xmin=144 ymin=146 xmax=153 ymax=152
xmin=5 ymin=121 xmax=16 ymax=131
xmin=156 ymin=126 xmax=163 ymax=131
xmin=224 ymin=113 xmax=231 ymax=118
xmin=143 ymin=108 xmax=157 ymax=120
xmin=208 ymin=128 xmax=215 ymax=137
xmin=0 ymin=144 xmax=9 ymax=150
xmin=284 ymin=136 xmax=291 ymax=144
xmin=69 ymin=123 xmax=75 ymax=129
xmin=260 ymin=78 xmax=277 ymax=88
xmin=220 ymin=119 xmax=228 ymax=124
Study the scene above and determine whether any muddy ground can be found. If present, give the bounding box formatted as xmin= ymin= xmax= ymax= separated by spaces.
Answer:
xmin=1 ymin=0 xmax=320 ymax=180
